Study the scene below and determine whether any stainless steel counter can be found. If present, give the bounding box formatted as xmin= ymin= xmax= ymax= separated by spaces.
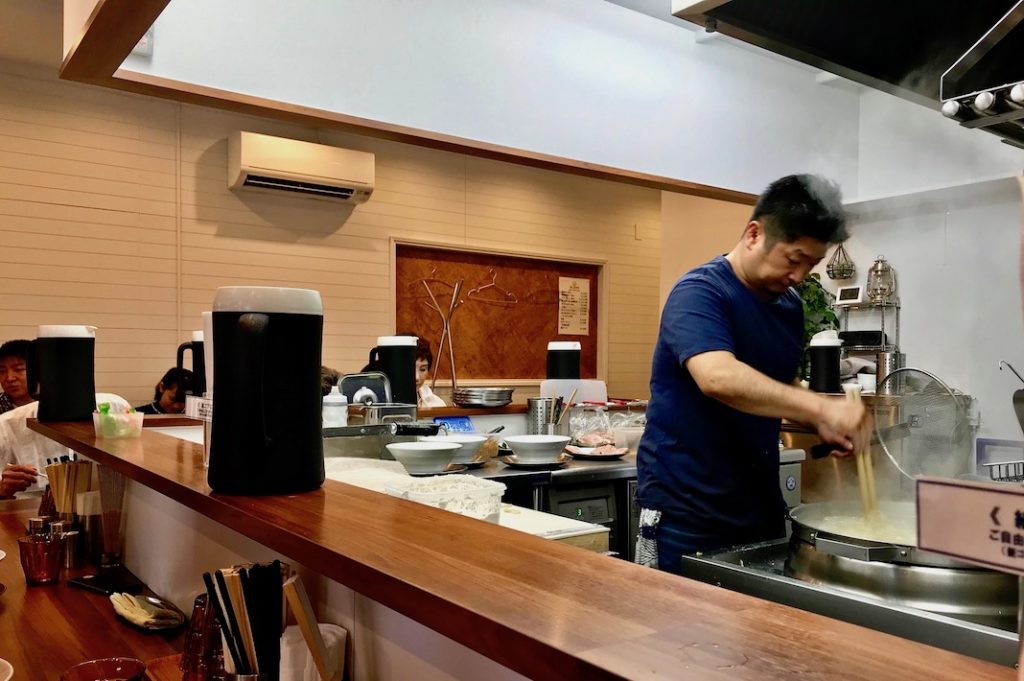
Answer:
xmin=466 ymin=453 xmax=637 ymax=485
xmin=679 ymin=538 xmax=1018 ymax=667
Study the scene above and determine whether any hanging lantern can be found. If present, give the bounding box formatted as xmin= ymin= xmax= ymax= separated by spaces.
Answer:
xmin=826 ymin=244 xmax=855 ymax=280
xmin=866 ymin=255 xmax=897 ymax=303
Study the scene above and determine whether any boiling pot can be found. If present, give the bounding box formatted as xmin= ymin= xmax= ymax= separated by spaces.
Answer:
xmin=787 ymin=501 xmax=1017 ymax=629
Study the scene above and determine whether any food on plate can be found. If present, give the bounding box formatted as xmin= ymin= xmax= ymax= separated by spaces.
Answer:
xmin=476 ymin=437 xmax=500 ymax=460
xmin=570 ymin=432 xmax=616 ymax=448
xmin=566 ymin=444 xmax=629 ymax=456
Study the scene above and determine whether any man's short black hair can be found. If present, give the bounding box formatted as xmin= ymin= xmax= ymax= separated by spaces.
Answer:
xmin=0 ymin=340 xmax=29 ymax=363
xmin=752 ymin=174 xmax=848 ymax=245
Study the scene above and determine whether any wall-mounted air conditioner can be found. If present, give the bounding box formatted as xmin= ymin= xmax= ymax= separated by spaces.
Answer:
xmin=227 ymin=131 xmax=375 ymax=204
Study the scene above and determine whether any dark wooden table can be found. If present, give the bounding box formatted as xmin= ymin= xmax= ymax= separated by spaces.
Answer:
xmin=28 ymin=419 xmax=1016 ymax=681
xmin=0 ymin=500 xmax=184 ymax=679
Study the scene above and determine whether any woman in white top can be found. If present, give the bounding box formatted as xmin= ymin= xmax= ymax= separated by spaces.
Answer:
xmin=414 ymin=337 xmax=446 ymax=408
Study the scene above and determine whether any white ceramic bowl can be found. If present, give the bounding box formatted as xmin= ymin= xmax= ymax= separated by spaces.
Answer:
xmin=503 ymin=435 xmax=570 ymax=463
xmin=419 ymin=434 xmax=487 ymax=464
xmin=385 ymin=441 xmax=461 ymax=475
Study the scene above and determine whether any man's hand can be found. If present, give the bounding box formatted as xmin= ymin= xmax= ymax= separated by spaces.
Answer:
xmin=1 ymin=464 xmax=38 ymax=498
xmin=814 ymin=398 xmax=872 ymax=457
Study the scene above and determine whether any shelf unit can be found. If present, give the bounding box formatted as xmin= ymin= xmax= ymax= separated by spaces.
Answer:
xmin=840 ymin=300 xmax=900 ymax=353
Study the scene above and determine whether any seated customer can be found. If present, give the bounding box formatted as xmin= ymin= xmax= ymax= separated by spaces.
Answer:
xmin=0 ymin=339 xmax=33 ymax=413
xmin=136 ymin=368 xmax=194 ymax=414
xmin=320 ymin=365 xmax=341 ymax=397
xmin=0 ymin=393 xmax=131 ymax=498
xmin=361 ymin=334 xmax=447 ymax=408
xmin=414 ymin=338 xmax=446 ymax=408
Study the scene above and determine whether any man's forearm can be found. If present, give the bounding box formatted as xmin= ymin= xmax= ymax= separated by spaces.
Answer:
xmin=690 ymin=353 xmax=824 ymax=424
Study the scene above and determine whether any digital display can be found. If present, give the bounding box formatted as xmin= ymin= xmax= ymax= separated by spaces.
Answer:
xmin=839 ymin=287 xmax=860 ymax=300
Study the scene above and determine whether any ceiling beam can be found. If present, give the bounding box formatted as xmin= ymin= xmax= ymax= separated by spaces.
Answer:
xmin=61 ymin=0 xmax=170 ymax=83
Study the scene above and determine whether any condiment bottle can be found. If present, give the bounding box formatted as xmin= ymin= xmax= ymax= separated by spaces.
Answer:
xmin=322 ymin=386 xmax=348 ymax=429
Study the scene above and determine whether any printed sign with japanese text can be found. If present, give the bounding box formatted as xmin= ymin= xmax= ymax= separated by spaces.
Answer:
xmin=917 ymin=476 xmax=1024 ymax=575
xmin=558 ymin=277 xmax=590 ymax=336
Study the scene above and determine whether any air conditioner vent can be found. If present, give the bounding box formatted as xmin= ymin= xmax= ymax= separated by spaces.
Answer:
xmin=228 ymin=131 xmax=375 ymax=204
xmin=242 ymin=175 xmax=357 ymax=200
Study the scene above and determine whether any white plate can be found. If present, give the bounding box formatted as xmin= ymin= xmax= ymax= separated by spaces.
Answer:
xmin=0 ymin=549 xmax=6 ymax=562
xmin=0 ymin=658 xmax=13 ymax=681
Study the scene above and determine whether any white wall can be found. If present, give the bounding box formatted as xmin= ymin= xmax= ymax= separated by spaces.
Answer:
xmin=122 ymin=0 xmax=860 ymax=195
xmin=818 ymin=179 xmax=1024 ymax=442
xmin=857 ymin=89 xmax=1024 ymax=200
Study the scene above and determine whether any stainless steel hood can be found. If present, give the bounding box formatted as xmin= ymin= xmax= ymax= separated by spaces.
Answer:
xmin=672 ymin=1 xmax=1024 ymax=149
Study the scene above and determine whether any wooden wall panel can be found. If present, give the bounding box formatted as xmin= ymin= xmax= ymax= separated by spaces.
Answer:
xmin=0 ymin=62 xmax=663 ymax=404
xmin=396 ymin=245 xmax=600 ymax=380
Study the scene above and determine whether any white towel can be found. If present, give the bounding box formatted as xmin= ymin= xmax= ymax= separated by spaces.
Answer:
xmin=280 ymin=623 xmax=347 ymax=681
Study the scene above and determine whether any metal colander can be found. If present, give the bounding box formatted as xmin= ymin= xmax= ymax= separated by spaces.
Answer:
xmin=874 ymin=367 xmax=973 ymax=483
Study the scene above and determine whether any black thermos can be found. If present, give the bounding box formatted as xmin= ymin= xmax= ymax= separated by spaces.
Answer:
xmin=546 ymin=341 xmax=582 ymax=379
xmin=809 ymin=338 xmax=842 ymax=393
xmin=27 ymin=325 xmax=97 ymax=422
xmin=368 ymin=336 xmax=417 ymax=405
xmin=208 ymin=286 xmax=325 ymax=495
xmin=176 ymin=330 xmax=206 ymax=396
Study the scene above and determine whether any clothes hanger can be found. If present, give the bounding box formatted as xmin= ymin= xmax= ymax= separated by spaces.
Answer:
xmin=467 ymin=269 xmax=518 ymax=307
xmin=407 ymin=267 xmax=455 ymax=297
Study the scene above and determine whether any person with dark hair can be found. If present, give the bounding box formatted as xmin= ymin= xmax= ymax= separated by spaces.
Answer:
xmin=136 ymin=367 xmax=194 ymax=414
xmin=635 ymin=174 xmax=871 ymax=574
xmin=0 ymin=340 xmax=33 ymax=414
xmin=320 ymin=365 xmax=341 ymax=397
xmin=413 ymin=337 xmax=445 ymax=408
xmin=362 ymin=333 xmax=446 ymax=408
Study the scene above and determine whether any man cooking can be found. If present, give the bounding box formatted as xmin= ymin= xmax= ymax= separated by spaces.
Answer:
xmin=636 ymin=174 xmax=871 ymax=574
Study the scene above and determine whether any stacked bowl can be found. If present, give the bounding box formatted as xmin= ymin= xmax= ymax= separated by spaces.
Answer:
xmin=502 ymin=435 xmax=569 ymax=463
xmin=452 ymin=387 xmax=515 ymax=408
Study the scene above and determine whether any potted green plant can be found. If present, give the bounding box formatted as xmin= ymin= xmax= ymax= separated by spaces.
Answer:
xmin=794 ymin=273 xmax=839 ymax=379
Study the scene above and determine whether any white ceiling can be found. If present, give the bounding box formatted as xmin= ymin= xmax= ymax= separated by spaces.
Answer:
xmin=0 ymin=0 xmax=62 ymax=67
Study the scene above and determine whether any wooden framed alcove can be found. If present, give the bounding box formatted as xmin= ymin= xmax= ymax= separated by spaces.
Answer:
xmin=395 ymin=243 xmax=602 ymax=382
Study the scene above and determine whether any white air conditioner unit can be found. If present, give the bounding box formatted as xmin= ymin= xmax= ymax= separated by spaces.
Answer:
xmin=227 ymin=131 xmax=375 ymax=204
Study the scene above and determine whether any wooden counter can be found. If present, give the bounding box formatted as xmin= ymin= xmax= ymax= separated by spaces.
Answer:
xmin=0 ymin=500 xmax=184 ymax=679
xmin=28 ymin=420 xmax=1013 ymax=680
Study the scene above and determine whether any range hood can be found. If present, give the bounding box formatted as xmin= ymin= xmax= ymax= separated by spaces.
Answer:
xmin=672 ymin=1 xmax=1024 ymax=150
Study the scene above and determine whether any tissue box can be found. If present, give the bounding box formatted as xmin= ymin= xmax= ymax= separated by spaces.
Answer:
xmin=385 ymin=475 xmax=506 ymax=523
xmin=92 ymin=411 xmax=144 ymax=439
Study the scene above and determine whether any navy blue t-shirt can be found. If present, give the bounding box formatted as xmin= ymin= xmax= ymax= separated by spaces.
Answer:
xmin=636 ymin=256 xmax=804 ymax=544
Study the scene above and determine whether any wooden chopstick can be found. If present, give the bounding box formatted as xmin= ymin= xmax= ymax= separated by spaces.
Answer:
xmin=223 ymin=569 xmax=258 ymax=673
xmin=202 ymin=571 xmax=246 ymax=674
xmin=284 ymin=575 xmax=336 ymax=681
xmin=845 ymin=384 xmax=877 ymax=517
xmin=213 ymin=569 xmax=253 ymax=675
xmin=556 ymin=388 xmax=578 ymax=426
